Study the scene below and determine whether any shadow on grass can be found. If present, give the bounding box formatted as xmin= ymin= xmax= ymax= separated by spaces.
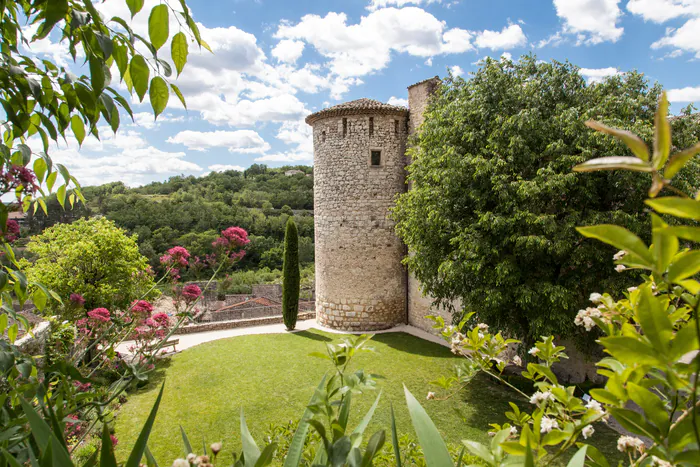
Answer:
xmin=371 ymin=332 xmax=454 ymax=358
xmin=291 ymin=330 xmax=334 ymax=342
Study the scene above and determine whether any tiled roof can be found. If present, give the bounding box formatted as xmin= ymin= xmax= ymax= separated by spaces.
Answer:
xmin=306 ymin=98 xmax=408 ymax=124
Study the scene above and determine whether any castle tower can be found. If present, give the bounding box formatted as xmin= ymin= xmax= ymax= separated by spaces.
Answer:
xmin=306 ymin=99 xmax=410 ymax=331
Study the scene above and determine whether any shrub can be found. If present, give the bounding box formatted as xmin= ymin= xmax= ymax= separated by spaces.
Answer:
xmin=393 ymin=56 xmax=700 ymax=346
xmin=22 ymin=217 xmax=158 ymax=319
xmin=282 ymin=217 xmax=300 ymax=330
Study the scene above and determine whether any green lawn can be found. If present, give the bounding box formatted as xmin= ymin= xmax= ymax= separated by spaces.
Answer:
xmin=114 ymin=329 xmax=622 ymax=464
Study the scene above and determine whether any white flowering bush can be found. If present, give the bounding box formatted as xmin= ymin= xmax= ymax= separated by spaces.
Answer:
xmin=421 ymin=92 xmax=700 ymax=466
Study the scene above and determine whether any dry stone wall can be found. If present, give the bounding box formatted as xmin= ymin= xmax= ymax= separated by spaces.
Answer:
xmin=311 ymin=111 xmax=409 ymax=331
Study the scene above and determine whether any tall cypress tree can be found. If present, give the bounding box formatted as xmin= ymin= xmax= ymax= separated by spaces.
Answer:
xmin=282 ymin=217 xmax=300 ymax=330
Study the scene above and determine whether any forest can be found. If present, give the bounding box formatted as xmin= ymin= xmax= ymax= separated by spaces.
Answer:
xmin=23 ymin=164 xmax=316 ymax=289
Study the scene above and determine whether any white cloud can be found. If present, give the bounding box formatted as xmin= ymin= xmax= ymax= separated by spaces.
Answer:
xmin=651 ymin=18 xmax=700 ymax=58
xmin=627 ymin=0 xmax=700 ymax=23
xmin=208 ymin=164 xmax=246 ymax=172
xmin=668 ymin=86 xmax=700 ymax=102
xmin=387 ymin=96 xmax=409 ymax=106
xmin=367 ymin=0 xmax=442 ymax=11
xmin=272 ymin=39 xmax=305 ymax=64
xmin=552 ymin=0 xmax=623 ymax=44
xmin=580 ymin=67 xmax=622 ymax=83
xmin=129 ymin=112 xmax=185 ymax=129
xmin=474 ymin=24 xmax=527 ymax=50
xmin=449 ymin=65 xmax=464 ymax=77
xmin=275 ymin=8 xmax=475 ymax=78
xmin=29 ymin=129 xmax=201 ymax=187
xmin=167 ymin=130 xmax=271 ymax=153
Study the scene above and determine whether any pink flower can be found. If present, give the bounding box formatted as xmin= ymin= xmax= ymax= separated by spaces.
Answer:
xmin=131 ymin=300 xmax=153 ymax=316
xmin=87 ymin=308 xmax=111 ymax=323
xmin=221 ymin=227 xmax=249 ymax=247
xmin=230 ymin=250 xmax=246 ymax=261
xmin=2 ymin=219 xmax=20 ymax=242
xmin=74 ymin=381 xmax=91 ymax=392
xmin=110 ymin=435 xmax=119 ymax=446
xmin=212 ymin=237 xmax=229 ymax=249
xmin=152 ymin=312 xmax=170 ymax=327
xmin=70 ymin=293 xmax=85 ymax=306
xmin=182 ymin=284 xmax=202 ymax=303
xmin=162 ymin=246 xmax=190 ymax=267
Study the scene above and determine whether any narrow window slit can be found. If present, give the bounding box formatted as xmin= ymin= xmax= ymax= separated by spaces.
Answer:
xmin=369 ymin=117 xmax=374 ymax=136
xmin=342 ymin=118 xmax=347 ymax=137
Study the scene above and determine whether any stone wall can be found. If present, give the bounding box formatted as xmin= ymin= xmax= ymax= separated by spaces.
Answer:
xmin=251 ymin=284 xmax=282 ymax=301
xmin=311 ymin=110 xmax=409 ymax=331
xmin=174 ymin=312 xmax=316 ymax=335
xmin=405 ymin=77 xmax=453 ymax=335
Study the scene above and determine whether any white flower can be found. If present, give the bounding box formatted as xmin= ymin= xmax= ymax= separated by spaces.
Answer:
xmin=575 ymin=307 xmax=602 ymax=331
xmin=613 ymin=250 xmax=627 ymax=261
xmin=426 ymin=391 xmax=436 ymax=400
xmin=478 ymin=331 xmax=485 ymax=339
xmin=510 ymin=426 xmax=518 ymax=435
xmin=210 ymin=442 xmax=222 ymax=455
xmin=582 ymin=425 xmax=595 ymax=439
xmin=477 ymin=323 xmax=489 ymax=332
xmin=589 ymin=293 xmax=603 ymax=303
xmin=650 ymin=456 xmax=673 ymax=467
xmin=173 ymin=460 xmax=189 ymax=467
xmin=186 ymin=454 xmax=197 ymax=464
xmin=512 ymin=355 xmax=522 ymax=366
xmin=617 ymin=435 xmax=645 ymax=453
xmin=627 ymin=286 xmax=638 ymax=292
xmin=585 ymin=399 xmax=603 ymax=413
xmin=541 ymin=416 xmax=559 ymax=433
xmin=615 ymin=264 xmax=627 ymax=273
xmin=487 ymin=431 xmax=496 ymax=437
xmin=528 ymin=347 xmax=539 ymax=356
xmin=529 ymin=390 xmax=552 ymax=407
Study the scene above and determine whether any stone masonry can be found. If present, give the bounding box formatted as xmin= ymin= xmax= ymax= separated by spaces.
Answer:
xmin=306 ymin=99 xmax=410 ymax=331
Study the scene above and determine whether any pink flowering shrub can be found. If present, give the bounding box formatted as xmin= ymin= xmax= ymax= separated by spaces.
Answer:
xmin=181 ymin=284 xmax=202 ymax=303
xmin=2 ymin=219 xmax=20 ymax=243
xmin=70 ymin=293 xmax=86 ymax=306
xmin=211 ymin=226 xmax=249 ymax=263
xmin=160 ymin=246 xmax=190 ymax=268
xmin=1 ymin=164 xmax=38 ymax=197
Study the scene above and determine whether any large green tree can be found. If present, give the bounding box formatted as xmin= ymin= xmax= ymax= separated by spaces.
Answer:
xmin=393 ymin=56 xmax=700 ymax=345
xmin=23 ymin=217 xmax=157 ymax=318
xmin=282 ymin=217 xmax=300 ymax=330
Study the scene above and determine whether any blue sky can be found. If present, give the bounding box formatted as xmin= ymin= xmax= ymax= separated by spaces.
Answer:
xmin=23 ymin=0 xmax=700 ymax=187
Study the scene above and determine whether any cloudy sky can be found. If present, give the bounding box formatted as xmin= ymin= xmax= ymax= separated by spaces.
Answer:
xmin=23 ymin=0 xmax=700 ymax=187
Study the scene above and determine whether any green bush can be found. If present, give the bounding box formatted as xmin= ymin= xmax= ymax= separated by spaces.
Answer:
xmin=45 ymin=320 xmax=76 ymax=367
xmin=22 ymin=217 xmax=158 ymax=318
xmin=282 ymin=217 xmax=300 ymax=330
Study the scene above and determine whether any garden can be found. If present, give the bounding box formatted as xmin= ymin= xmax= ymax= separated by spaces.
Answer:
xmin=1 ymin=1 xmax=700 ymax=467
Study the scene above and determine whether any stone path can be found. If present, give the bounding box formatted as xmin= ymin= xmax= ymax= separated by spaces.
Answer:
xmin=117 ymin=319 xmax=448 ymax=354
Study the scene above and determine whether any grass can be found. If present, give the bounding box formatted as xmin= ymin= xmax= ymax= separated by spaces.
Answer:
xmin=114 ymin=329 xmax=623 ymax=464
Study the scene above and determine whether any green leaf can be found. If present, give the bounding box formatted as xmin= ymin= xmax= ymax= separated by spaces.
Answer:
xmin=653 ymin=92 xmax=671 ymax=170
xmin=599 ymin=336 xmax=662 ymax=365
xmin=41 ymin=0 xmax=69 ymax=38
xmin=390 ymin=404 xmax=402 ymax=467
xmin=651 ymin=214 xmax=677 ymax=275
xmin=403 ymin=385 xmax=453 ymax=467
xmin=149 ymin=77 xmax=169 ymax=119
xmin=283 ymin=375 xmax=326 ymax=467
xmin=180 ymin=426 xmax=192 ymax=457
xmin=646 ymin=197 xmax=700 ymax=221
xmin=658 ymin=226 xmax=700 ymax=243
xmin=171 ymin=83 xmax=187 ymax=110
xmin=171 ymin=32 xmax=189 ymax=77
xmin=101 ymin=423 xmax=118 ymax=467
xmin=627 ymin=383 xmax=669 ymax=434
xmin=20 ymin=398 xmax=51 ymax=450
xmin=240 ymin=409 xmax=261 ymax=466
xmin=665 ymin=142 xmax=700 ymax=179
xmin=148 ymin=5 xmax=169 ymax=51
xmin=360 ymin=431 xmax=385 ymax=467
xmin=144 ymin=446 xmax=159 ymax=467
xmin=585 ymin=120 xmax=650 ymax=161
xmin=125 ymin=382 xmax=166 ymax=467
xmin=113 ymin=43 xmax=129 ymax=80
xmin=89 ymin=55 xmax=105 ymax=95
xmin=126 ymin=0 xmax=145 ymax=18
xmin=130 ymin=56 xmax=150 ymax=102
xmin=636 ymin=287 xmax=673 ymax=354
xmin=609 ymin=408 xmax=660 ymax=440
xmin=668 ymin=251 xmax=700 ymax=283
xmin=572 ymin=156 xmax=652 ymax=173
xmin=576 ymin=225 xmax=652 ymax=265
xmin=566 ymin=445 xmax=588 ymax=467
xmin=254 ymin=443 xmax=277 ymax=467
xmin=71 ymin=115 xmax=85 ymax=145
xmin=33 ymin=158 xmax=47 ymax=183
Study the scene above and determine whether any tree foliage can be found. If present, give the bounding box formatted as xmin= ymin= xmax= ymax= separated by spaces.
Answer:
xmin=393 ymin=56 xmax=700 ymax=345
xmin=282 ymin=217 xmax=300 ymax=330
xmin=22 ymin=217 xmax=157 ymax=318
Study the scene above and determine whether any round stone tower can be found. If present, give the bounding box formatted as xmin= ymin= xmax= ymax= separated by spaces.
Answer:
xmin=306 ymin=99 xmax=409 ymax=331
